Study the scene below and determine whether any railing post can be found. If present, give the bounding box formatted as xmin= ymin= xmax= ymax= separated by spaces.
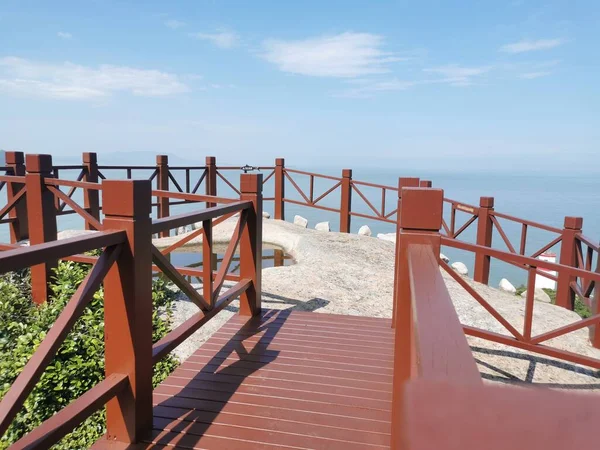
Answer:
xmin=340 ymin=169 xmax=352 ymax=233
xmin=102 ymin=179 xmax=153 ymax=443
xmin=156 ymin=155 xmax=170 ymax=238
xmin=5 ymin=151 xmax=28 ymax=243
xmin=82 ymin=152 xmax=100 ymax=230
xmin=391 ymin=186 xmax=444 ymax=450
xmin=556 ymin=216 xmax=582 ymax=310
xmin=474 ymin=196 xmax=494 ymax=285
xmin=239 ymin=173 xmax=263 ymax=316
xmin=205 ymin=156 xmax=217 ymax=208
xmin=274 ymin=158 xmax=285 ymax=221
xmin=392 ymin=177 xmax=420 ymax=328
xmin=25 ymin=154 xmax=58 ymax=304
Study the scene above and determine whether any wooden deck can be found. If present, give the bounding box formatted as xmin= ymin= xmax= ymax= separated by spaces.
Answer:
xmin=94 ymin=309 xmax=394 ymax=449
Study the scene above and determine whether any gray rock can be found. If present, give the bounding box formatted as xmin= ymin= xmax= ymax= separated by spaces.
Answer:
xmin=520 ymin=288 xmax=552 ymax=303
xmin=293 ymin=215 xmax=308 ymax=228
xmin=440 ymin=253 xmax=450 ymax=263
xmin=451 ymin=261 xmax=469 ymax=276
xmin=499 ymin=278 xmax=517 ymax=293
xmin=358 ymin=225 xmax=372 ymax=237
xmin=315 ymin=221 xmax=330 ymax=232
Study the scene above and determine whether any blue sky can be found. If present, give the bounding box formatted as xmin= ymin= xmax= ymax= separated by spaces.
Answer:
xmin=0 ymin=0 xmax=598 ymax=172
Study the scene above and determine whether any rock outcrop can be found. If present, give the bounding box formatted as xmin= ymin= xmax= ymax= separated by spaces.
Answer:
xmin=451 ymin=262 xmax=469 ymax=276
xmin=293 ymin=215 xmax=308 ymax=228
xmin=520 ymin=288 xmax=552 ymax=303
xmin=358 ymin=225 xmax=372 ymax=237
xmin=499 ymin=278 xmax=517 ymax=293
xmin=315 ymin=222 xmax=330 ymax=232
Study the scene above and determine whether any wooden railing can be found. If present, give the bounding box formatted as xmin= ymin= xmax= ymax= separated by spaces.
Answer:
xmin=0 ymin=174 xmax=263 ymax=447
xmin=1 ymin=151 xmax=598 ymax=314
xmin=391 ymin=187 xmax=600 ymax=449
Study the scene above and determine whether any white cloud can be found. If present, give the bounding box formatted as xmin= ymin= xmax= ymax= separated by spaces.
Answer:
xmin=519 ymin=71 xmax=551 ymax=79
xmin=0 ymin=56 xmax=190 ymax=100
xmin=165 ymin=19 xmax=185 ymax=29
xmin=499 ymin=38 xmax=564 ymax=54
xmin=261 ymin=32 xmax=402 ymax=78
xmin=189 ymin=30 xmax=239 ymax=49
xmin=57 ymin=31 xmax=72 ymax=39
xmin=336 ymin=78 xmax=419 ymax=98
xmin=423 ymin=65 xmax=491 ymax=86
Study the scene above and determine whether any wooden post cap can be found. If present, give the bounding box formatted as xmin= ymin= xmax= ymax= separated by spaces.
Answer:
xmin=240 ymin=173 xmax=263 ymax=194
xmin=480 ymin=197 xmax=494 ymax=208
xmin=564 ymin=216 xmax=583 ymax=230
xmin=5 ymin=151 xmax=24 ymax=165
xmin=83 ymin=152 xmax=97 ymax=163
xmin=102 ymin=180 xmax=152 ymax=218
xmin=399 ymin=188 xmax=444 ymax=231
xmin=25 ymin=154 xmax=53 ymax=173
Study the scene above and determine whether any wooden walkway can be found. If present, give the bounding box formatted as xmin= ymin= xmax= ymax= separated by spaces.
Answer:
xmin=94 ymin=309 xmax=393 ymax=449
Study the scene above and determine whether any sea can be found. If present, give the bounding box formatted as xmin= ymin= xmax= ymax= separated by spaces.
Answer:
xmin=4 ymin=164 xmax=598 ymax=288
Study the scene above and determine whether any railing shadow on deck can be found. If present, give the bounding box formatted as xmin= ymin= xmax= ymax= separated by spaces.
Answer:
xmin=471 ymin=346 xmax=600 ymax=389
xmin=148 ymin=309 xmax=290 ymax=448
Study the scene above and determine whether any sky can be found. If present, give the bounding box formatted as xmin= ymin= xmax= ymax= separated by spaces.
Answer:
xmin=0 ymin=0 xmax=598 ymax=173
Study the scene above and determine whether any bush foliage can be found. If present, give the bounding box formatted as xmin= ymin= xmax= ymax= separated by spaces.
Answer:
xmin=0 ymin=261 xmax=178 ymax=449
xmin=515 ymin=284 xmax=591 ymax=318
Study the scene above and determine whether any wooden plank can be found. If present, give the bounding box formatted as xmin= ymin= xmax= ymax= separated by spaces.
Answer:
xmin=178 ymin=356 xmax=393 ymax=384
xmin=165 ymin=370 xmax=391 ymax=399
xmin=152 ymin=406 xmax=389 ymax=446
xmin=205 ymin=332 xmax=394 ymax=356
xmin=170 ymin=365 xmax=392 ymax=392
xmin=149 ymin=416 xmax=387 ymax=449
xmin=220 ymin=318 xmax=395 ymax=336
xmin=184 ymin=350 xmax=394 ymax=375
xmin=194 ymin=342 xmax=394 ymax=367
xmin=152 ymin=393 xmax=391 ymax=434
xmin=156 ymin=378 xmax=391 ymax=411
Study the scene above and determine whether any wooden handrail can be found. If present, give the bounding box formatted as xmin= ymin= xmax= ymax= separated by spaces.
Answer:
xmin=151 ymin=188 xmax=239 ymax=205
xmin=442 ymin=236 xmax=600 ymax=283
xmin=151 ymin=200 xmax=251 ymax=234
xmin=400 ymin=378 xmax=600 ymax=450
xmin=408 ymin=244 xmax=483 ymax=382
xmin=0 ymin=230 xmax=126 ymax=275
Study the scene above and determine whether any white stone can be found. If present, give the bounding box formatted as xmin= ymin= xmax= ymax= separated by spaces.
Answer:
xmin=520 ymin=288 xmax=552 ymax=303
xmin=315 ymin=221 xmax=330 ymax=232
xmin=451 ymin=262 xmax=469 ymax=276
xmin=377 ymin=233 xmax=396 ymax=243
xmin=499 ymin=278 xmax=517 ymax=293
xmin=263 ymin=211 xmax=271 ymax=219
xmin=177 ymin=226 xmax=186 ymax=235
xmin=293 ymin=215 xmax=308 ymax=228
xmin=358 ymin=225 xmax=372 ymax=237
xmin=440 ymin=253 xmax=450 ymax=263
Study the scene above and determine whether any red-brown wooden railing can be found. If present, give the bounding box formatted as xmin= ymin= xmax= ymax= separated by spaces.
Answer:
xmin=1 ymin=150 xmax=598 ymax=314
xmin=0 ymin=173 xmax=263 ymax=447
xmin=391 ymin=186 xmax=600 ymax=450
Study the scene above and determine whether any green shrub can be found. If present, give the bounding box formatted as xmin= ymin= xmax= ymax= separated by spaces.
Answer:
xmin=515 ymin=285 xmax=591 ymax=319
xmin=0 ymin=261 xmax=178 ymax=449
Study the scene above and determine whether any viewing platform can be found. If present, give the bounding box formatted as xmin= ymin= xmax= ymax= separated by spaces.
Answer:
xmin=0 ymin=152 xmax=599 ymax=449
